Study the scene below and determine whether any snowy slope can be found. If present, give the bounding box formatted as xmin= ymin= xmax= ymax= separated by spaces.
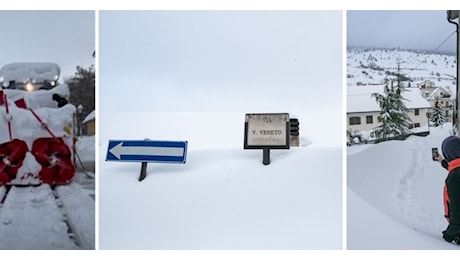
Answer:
xmin=99 ymin=112 xmax=343 ymax=249
xmin=348 ymin=123 xmax=459 ymax=249
xmin=347 ymin=48 xmax=456 ymax=92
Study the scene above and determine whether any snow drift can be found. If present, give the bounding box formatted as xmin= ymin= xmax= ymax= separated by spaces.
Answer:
xmin=99 ymin=112 xmax=343 ymax=249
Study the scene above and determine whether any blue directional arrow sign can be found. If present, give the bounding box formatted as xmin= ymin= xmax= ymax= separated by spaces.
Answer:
xmin=106 ymin=140 xmax=188 ymax=163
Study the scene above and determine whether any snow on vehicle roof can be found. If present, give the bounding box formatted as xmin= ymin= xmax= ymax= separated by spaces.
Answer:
xmin=0 ymin=62 xmax=60 ymax=83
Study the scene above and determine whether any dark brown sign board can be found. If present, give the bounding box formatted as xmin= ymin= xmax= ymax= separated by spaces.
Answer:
xmin=244 ymin=113 xmax=290 ymax=165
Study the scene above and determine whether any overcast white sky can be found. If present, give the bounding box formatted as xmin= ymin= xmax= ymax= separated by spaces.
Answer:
xmin=0 ymin=11 xmax=95 ymax=82
xmin=99 ymin=11 xmax=342 ymax=114
xmin=347 ymin=10 xmax=458 ymax=53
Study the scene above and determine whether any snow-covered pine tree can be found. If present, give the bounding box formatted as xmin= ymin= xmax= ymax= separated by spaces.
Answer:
xmin=431 ymin=96 xmax=445 ymax=127
xmin=371 ymin=82 xmax=412 ymax=140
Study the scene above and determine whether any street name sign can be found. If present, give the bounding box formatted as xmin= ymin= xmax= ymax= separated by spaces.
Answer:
xmin=244 ymin=113 xmax=290 ymax=165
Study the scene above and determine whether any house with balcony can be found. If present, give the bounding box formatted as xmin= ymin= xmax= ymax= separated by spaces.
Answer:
xmin=347 ymin=85 xmax=432 ymax=137
xmin=420 ymin=84 xmax=453 ymax=122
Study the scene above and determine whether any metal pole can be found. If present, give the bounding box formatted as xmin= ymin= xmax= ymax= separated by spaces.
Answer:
xmin=447 ymin=11 xmax=459 ymax=135
xmin=263 ymin=148 xmax=270 ymax=165
xmin=79 ymin=112 xmax=82 ymax=137
xmin=139 ymin=162 xmax=148 ymax=181
xmin=457 ymin=23 xmax=460 ymax=135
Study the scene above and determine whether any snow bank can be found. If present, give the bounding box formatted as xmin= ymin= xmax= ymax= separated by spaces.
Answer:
xmin=99 ymin=112 xmax=343 ymax=249
xmin=348 ymin=122 xmax=459 ymax=249
xmin=99 ymin=112 xmax=340 ymax=150
xmin=76 ymin=136 xmax=95 ymax=162
xmin=56 ymin=182 xmax=95 ymax=249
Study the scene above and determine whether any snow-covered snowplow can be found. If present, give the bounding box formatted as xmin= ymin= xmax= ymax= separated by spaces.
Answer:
xmin=0 ymin=62 xmax=76 ymax=186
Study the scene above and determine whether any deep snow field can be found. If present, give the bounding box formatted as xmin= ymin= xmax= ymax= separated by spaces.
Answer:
xmin=348 ymin=122 xmax=460 ymax=249
xmin=99 ymin=112 xmax=342 ymax=250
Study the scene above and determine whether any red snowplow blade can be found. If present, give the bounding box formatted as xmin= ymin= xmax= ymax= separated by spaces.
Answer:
xmin=32 ymin=137 xmax=75 ymax=185
xmin=0 ymin=139 xmax=28 ymax=185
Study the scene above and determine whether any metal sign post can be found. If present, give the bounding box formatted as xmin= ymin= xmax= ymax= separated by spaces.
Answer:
xmin=139 ymin=162 xmax=148 ymax=182
xmin=262 ymin=148 xmax=270 ymax=165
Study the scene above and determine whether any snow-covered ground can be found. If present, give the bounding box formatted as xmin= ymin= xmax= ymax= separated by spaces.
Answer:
xmin=0 ymin=136 xmax=95 ymax=250
xmin=348 ymin=122 xmax=459 ymax=249
xmin=99 ymin=112 xmax=342 ymax=249
xmin=0 ymin=83 xmax=95 ymax=250
xmin=346 ymin=48 xmax=460 ymax=251
xmin=98 ymin=10 xmax=343 ymax=250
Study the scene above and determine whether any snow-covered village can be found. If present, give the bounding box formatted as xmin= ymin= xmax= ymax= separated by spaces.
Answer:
xmin=347 ymin=48 xmax=457 ymax=144
xmin=347 ymin=48 xmax=460 ymax=249
xmin=347 ymin=10 xmax=460 ymax=250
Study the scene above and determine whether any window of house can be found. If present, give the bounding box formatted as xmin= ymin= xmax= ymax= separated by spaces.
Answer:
xmin=409 ymin=123 xmax=421 ymax=129
xmin=349 ymin=116 xmax=361 ymax=125
xmin=366 ymin=115 xmax=373 ymax=124
xmin=414 ymin=109 xmax=419 ymax=116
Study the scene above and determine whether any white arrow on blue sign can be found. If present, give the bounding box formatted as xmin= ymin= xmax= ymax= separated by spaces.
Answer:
xmin=106 ymin=140 xmax=188 ymax=163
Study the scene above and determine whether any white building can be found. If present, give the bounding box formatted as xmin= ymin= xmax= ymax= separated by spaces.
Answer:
xmin=420 ymin=85 xmax=453 ymax=122
xmin=347 ymin=85 xmax=432 ymax=134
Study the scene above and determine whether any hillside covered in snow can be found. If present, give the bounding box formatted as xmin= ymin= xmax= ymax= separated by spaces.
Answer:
xmin=347 ymin=48 xmax=456 ymax=93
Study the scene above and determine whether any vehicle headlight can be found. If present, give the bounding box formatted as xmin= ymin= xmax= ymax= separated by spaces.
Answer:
xmin=25 ymin=82 xmax=35 ymax=92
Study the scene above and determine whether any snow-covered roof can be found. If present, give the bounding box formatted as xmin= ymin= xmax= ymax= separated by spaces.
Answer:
xmin=347 ymin=85 xmax=432 ymax=113
xmin=82 ymin=110 xmax=95 ymax=124
xmin=426 ymin=86 xmax=452 ymax=101
xmin=0 ymin=62 xmax=60 ymax=83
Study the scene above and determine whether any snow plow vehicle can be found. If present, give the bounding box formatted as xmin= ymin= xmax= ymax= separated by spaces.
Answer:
xmin=0 ymin=62 xmax=76 ymax=186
